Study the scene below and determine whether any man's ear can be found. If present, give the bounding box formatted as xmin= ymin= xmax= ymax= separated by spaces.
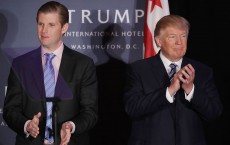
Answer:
xmin=155 ymin=36 xmax=161 ymax=47
xmin=62 ymin=23 xmax=69 ymax=34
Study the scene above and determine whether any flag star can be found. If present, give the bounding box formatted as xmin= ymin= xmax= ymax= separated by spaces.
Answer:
xmin=150 ymin=0 xmax=162 ymax=12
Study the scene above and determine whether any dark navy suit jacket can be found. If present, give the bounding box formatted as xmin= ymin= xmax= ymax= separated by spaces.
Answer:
xmin=124 ymin=53 xmax=223 ymax=145
xmin=3 ymin=45 xmax=98 ymax=145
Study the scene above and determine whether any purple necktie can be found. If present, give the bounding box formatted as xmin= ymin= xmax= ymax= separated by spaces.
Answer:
xmin=44 ymin=53 xmax=56 ymax=143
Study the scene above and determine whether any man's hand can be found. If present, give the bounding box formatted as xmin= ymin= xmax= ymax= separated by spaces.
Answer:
xmin=168 ymin=69 xmax=181 ymax=96
xmin=26 ymin=112 xmax=41 ymax=138
xmin=60 ymin=122 xmax=72 ymax=145
xmin=178 ymin=64 xmax=195 ymax=94
xmin=168 ymin=64 xmax=195 ymax=96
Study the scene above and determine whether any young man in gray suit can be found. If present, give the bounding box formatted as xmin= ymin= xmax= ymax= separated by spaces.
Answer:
xmin=3 ymin=1 xmax=98 ymax=145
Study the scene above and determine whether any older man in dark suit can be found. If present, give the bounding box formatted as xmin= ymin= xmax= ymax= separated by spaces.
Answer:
xmin=124 ymin=15 xmax=223 ymax=145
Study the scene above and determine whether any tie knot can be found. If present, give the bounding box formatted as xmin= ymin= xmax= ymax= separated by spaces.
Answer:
xmin=169 ymin=63 xmax=177 ymax=81
xmin=169 ymin=63 xmax=177 ymax=69
xmin=45 ymin=53 xmax=55 ymax=64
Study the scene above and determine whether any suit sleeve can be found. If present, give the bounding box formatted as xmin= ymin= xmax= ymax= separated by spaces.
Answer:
xmin=123 ymin=64 xmax=171 ymax=119
xmin=3 ymin=65 xmax=28 ymax=137
xmin=73 ymin=58 xmax=98 ymax=134
xmin=190 ymin=67 xmax=223 ymax=121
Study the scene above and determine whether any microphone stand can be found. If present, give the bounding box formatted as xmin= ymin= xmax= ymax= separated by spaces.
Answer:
xmin=47 ymin=97 xmax=59 ymax=145
xmin=53 ymin=101 xmax=58 ymax=145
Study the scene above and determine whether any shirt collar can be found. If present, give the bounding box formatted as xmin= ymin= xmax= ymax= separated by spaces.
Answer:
xmin=160 ymin=51 xmax=182 ymax=70
xmin=41 ymin=42 xmax=64 ymax=60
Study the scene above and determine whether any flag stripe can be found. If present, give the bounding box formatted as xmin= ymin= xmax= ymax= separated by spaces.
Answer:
xmin=144 ymin=0 xmax=170 ymax=58
xmin=144 ymin=25 xmax=155 ymax=58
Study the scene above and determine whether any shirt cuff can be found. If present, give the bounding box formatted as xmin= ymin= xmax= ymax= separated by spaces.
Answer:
xmin=185 ymin=84 xmax=195 ymax=102
xmin=166 ymin=87 xmax=175 ymax=103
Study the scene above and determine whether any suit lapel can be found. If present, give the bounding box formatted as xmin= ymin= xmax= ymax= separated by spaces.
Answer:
xmin=148 ymin=53 xmax=171 ymax=87
xmin=148 ymin=55 xmax=191 ymax=88
xmin=54 ymin=46 xmax=74 ymax=100
xmin=28 ymin=48 xmax=46 ymax=101
xmin=181 ymin=57 xmax=190 ymax=67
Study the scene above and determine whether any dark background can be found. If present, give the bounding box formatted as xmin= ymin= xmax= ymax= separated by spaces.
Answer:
xmin=90 ymin=0 xmax=230 ymax=145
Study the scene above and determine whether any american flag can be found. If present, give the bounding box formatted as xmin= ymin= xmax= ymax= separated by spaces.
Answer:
xmin=144 ymin=0 xmax=170 ymax=58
